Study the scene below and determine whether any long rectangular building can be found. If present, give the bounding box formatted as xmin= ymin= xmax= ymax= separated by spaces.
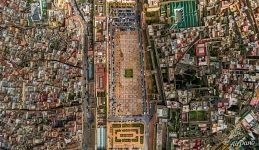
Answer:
xmin=97 ymin=127 xmax=107 ymax=150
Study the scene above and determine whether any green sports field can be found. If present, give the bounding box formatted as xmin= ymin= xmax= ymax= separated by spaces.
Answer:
xmin=161 ymin=0 xmax=199 ymax=28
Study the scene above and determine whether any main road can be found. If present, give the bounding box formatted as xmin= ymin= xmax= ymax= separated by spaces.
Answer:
xmin=70 ymin=0 xmax=94 ymax=149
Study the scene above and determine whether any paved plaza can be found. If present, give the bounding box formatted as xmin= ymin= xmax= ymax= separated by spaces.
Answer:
xmin=113 ymin=31 xmax=143 ymax=116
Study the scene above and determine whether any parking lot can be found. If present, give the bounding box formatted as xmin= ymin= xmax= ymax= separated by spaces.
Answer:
xmin=109 ymin=6 xmax=138 ymax=31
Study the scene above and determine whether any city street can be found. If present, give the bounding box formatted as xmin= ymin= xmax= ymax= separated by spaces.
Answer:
xmin=71 ymin=0 xmax=94 ymax=149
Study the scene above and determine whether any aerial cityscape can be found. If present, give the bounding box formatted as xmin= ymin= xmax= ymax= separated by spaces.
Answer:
xmin=0 ymin=0 xmax=259 ymax=149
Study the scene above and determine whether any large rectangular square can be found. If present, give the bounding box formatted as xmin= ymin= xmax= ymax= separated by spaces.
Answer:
xmin=111 ymin=31 xmax=143 ymax=116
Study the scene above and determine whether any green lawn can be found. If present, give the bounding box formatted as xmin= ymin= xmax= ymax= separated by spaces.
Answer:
xmin=169 ymin=109 xmax=180 ymax=132
xmin=27 ymin=0 xmax=34 ymax=3
xmin=112 ymin=124 xmax=121 ymax=128
xmin=122 ymin=124 xmax=131 ymax=127
xmin=189 ymin=111 xmax=207 ymax=121
xmin=115 ymin=124 xmax=144 ymax=134
xmin=146 ymin=11 xmax=159 ymax=17
xmin=115 ymin=129 xmax=121 ymax=134
xmin=97 ymin=92 xmax=106 ymax=97
xmin=124 ymin=69 xmax=133 ymax=78
xmin=140 ymin=136 xmax=144 ymax=144
xmin=132 ymin=137 xmax=138 ymax=142
xmin=122 ymin=139 xmax=131 ymax=142
xmin=121 ymin=124 xmax=144 ymax=131
xmin=115 ymin=137 xmax=121 ymax=142
xmin=139 ymin=124 xmax=144 ymax=134
xmin=189 ymin=111 xmax=196 ymax=120
xmin=80 ymin=0 xmax=87 ymax=3
xmin=197 ymin=111 xmax=206 ymax=120
xmin=146 ymin=19 xmax=160 ymax=25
